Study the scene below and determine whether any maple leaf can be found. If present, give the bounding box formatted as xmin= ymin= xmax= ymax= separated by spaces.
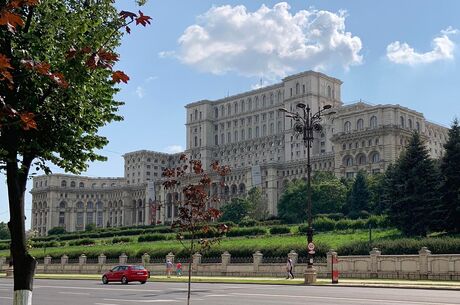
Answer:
xmin=86 ymin=53 xmax=100 ymax=69
xmin=0 ymin=54 xmax=14 ymax=84
xmin=19 ymin=112 xmax=37 ymax=130
xmin=66 ymin=47 xmax=78 ymax=60
xmin=50 ymin=73 xmax=69 ymax=88
xmin=135 ymin=11 xmax=152 ymax=26
xmin=0 ymin=11 xmax=24 ymax=32
xmin=112 ymin=70 xmax=129 ymax=84
xmin=34 ymin=62 xmax=51 ymax=75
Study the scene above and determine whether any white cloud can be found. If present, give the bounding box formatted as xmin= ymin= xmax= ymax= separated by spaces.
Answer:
xmin=386 ymin=27 xmax=458 ymax=65
xmin=251 ymin=79 xmax=272 ymax=90
xmin=135 ymin=86 xmax=145 ymax=98
xmin=164 ymin=145 xmax=184 ymax=154
xmin=161 ymin=2 xmax=363 ymax=78
xmin=146 ymin=76 xmax=158 ymax=82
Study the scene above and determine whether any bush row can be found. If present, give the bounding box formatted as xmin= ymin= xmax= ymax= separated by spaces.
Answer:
xmin=112 ymin=237 xmax=132 ymax=244
xmin=269 ymin=226 xmax=291 ymax=235
xmin=299 ymin=215 xmax=391 ymax=233
xmin=68 ymin=238 xmax=96 ymax=246
xmin=337 ymin=237 xmax=460 ymax=256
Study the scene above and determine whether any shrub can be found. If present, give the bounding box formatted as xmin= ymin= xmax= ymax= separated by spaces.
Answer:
xmin=269 ymin=226 xmax=291 ymax=235
xmin=68 ymin=238 xmax=95 ymax=246
xmin=335 ymin=219 xmax=354 ymax=230
xmin=150 ymin=226 xmax=174 ymax=234
xmin=48 ymin=227 xmax=67 ymax=236
xmin=350 ymin=219 xmax=367 ymax=230
xmin=0 ymin=243 xmax=9 ymax=250
xmin=226 ymin=227 xmax=267 ymax=237
xmin=32 ymin=241 xmax=59 ymax=248
xmin=315 ymin=213 xmax=344 ymax=221
xmin=313 ymin=217 xmax=336 ymax=232
xmin=138 ymin=234 xmax=167 ymax=243
xmin=112 ymin=237 xmax=131 ymax=244
xmin=367 ymin=215 xmax=391 ymax=229
xmin=239 ymin=218 xmax=258 ymax=227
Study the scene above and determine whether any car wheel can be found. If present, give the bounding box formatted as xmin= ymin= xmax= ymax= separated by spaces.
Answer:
xmin=140 ymin=281 xmax=146 ymax=284
xmin=102 ymin=276 xmax=108 ymax=285
xmin=121 ymin=276 xmax=128 ymax=285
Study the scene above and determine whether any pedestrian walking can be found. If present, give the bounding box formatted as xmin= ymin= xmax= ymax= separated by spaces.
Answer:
xmin=166 ymin=259 xmax=173 ymax=278
xmin=286 ymin=257 xmax=294 ymax=279
xmin=176 ymin=262 xmax=182 ymax=277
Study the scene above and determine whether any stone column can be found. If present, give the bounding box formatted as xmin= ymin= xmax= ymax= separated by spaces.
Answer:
xmin=98 ymin=254 xmax=106 ymax=265
xmin=288 ymin=250 xmax=298 ymax=265
xmin=0 ymin=257 xmax=5 ymax=272
xmin=419 ymin=247 xmax=431 ymax=279
xmin=43 ymin=255 xmax=51 ymax=273
xmin=221 ymin=251 xmax=231 ymax=273
xmin=369 ymin=248 xmax=381 ymax=276
xmin=253 ymin=251 xmax=263 ymax=273
xmin=326 ymin=250 xmax=335 ymax=271
xmin=192 ymin=253 xmax=202 ymax=265
xmin=61 ymin=255 xmax=68 ymax=265
xmin=166 ymin=252 xmax=175 ymax=264
xmin=119 ymin=253 xmax=128 ymax=265
xmin=142 ymin=253 xmax=150 ymax=266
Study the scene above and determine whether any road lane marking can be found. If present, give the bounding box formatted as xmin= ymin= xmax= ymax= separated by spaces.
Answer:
xmin=0 ymin=296 xmax=13 ymax=299
xmin=104 ymin=299 xmax=179 ymax=303
xmin=59 ymin=291 xmax=91 ymax=295
xmin=203 ymin=294 xmax=229 ymax=297
xmin=95 ymin=303 xmax=120 ymax=305
xmin=229 ymin=293 xmax=460 ymax=305
xmin=33 ymin=285 xmax=162 ymax=293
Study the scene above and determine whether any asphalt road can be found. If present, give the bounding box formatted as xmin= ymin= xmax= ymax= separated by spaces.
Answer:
xmin=1 ymin=278 xmax=460 ymax=305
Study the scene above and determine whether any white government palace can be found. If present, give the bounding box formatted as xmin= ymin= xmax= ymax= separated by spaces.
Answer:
xmin=30 ymin=70 xmax=449 ymax=235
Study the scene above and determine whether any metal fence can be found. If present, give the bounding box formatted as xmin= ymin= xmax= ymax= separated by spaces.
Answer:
xmin=201 ymin=257 xmax=221 ymax=264
xmin=230 ymin=257 xmax=252 ymax=263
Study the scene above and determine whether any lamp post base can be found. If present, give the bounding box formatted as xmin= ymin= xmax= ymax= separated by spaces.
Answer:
xmin=304 ymin=267 xmax=317 ymax=285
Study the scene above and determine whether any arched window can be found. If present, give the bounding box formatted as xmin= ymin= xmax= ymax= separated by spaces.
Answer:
xmin=194 ymin=109 xmax=198 ymax=120
xmin=277 ymin=91 xmax=281 ymax=102
xmin=262 ymin=95 xmax=266 ymax=107
xmin=220 ymin=105 xmax=224 ymax=117
xmin=370 ymin=116 xmax=377 ymax=129
xmin=79 ymin=182 xmax=84 ymax=188
xmin=408 ymin=119 xmax=413 ymax=129
xmin=59 ymin=201 xmax=66 ymax=209
xmin=96 ymin=202 xmax=103 ymax=210
xmin=270 ymin=93 xmax=274 ymax=105
xmin=248 ymin=127 xmax=252 ymax=139
xmin=87 ymin=202 xmax=93 ymax=209
xmin=344 ymin=121 xmax=351 ymax=132
xmin=234 ymin=130 xmax=238 ymax=142
xmin=70 ymin=181 xmax=76 ymax=187
xmin=194 ymin=136 xmax=198 ymax=147
xmin=371 ymin=152 xmax=380 ymax=163
xmin=227 ymin=104 xmax=231 ymax=116
xmin=327 ymin=85 xmax=331 ymax=98
xmin=400 ymin=116 xmax=405 ymax=128
xmin=61 ymin=180 xmax=67 ymax=187
xmin=234 ymin=102 xmax=238 ymax=114
xmin=296 ymin=83 xmax=300 ymax=95
xmin=357 ymin=154 xmax=366 ymax=165
xmin=344 ymin=156 xmax=353 ymax=167
xmin=76 ymin=202 xmax=84 ymax=209
xmin=416 ymin=121 xmax=420 ymax=132
xmin=248 ymin=98 xmax=252 ymax=110
xmin=357 ymin=119 xmax=364 ymax=130
xmin=241 ymin=100 xmax=245 ymax=112
xmin=255 ymin=96 xmax=259 ymax=108
xmin=214 ymin=107 xmax=218 ymax=118
xmin=214 ymin=134 xmax=218 ymax=145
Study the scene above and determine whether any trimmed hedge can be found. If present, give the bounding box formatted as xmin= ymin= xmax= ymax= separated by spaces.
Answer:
xmin=68 ymin=238 xmax=95 ymax=246
xmin=112 ymin=237 xmax=132 ymax=244
xmin=299 ymin=216 xmax=391 ymax=233
xmin=269 ymin=226 xmax=291 ymax=235
xmin=337 ymin=237 xmax=460 ymax=256
xmin=226 ymin=227 xmax=266 ymax=237
xmin=138 ymin=234 xmax=168 ymax=243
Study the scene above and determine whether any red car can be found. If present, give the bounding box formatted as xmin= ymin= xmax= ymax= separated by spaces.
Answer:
xmin=102 ymin=265 xmax=150 ymax=284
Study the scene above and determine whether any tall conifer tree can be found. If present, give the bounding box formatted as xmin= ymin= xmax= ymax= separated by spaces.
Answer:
xmin=346 ymin=170 xmax=370 ymax=218
xmin=440 ymin=119 xmax=460 ymax=232
xmin=385 ymin=132 xmax=441 ymax=236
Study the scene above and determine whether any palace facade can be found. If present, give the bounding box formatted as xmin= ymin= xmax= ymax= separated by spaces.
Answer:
xmin=30 ymin=71 xmax=449 ymax=235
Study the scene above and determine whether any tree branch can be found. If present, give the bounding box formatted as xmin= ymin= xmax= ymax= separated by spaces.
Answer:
xmin=23 ymin=7 xmax=35 ymax=33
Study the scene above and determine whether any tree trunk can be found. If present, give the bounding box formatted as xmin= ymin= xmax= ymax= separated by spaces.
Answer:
xmin=6 ymin=154 xmax=37 ymax=305
xmin=187 ymin=257 xmax=192 ymax=305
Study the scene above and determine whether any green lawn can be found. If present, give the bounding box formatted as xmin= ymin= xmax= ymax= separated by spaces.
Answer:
xmin=0 ymin=229 xmax=399 ymax=259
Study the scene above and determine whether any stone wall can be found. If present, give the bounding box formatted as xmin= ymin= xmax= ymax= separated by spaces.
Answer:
xmin=2 ymin=248 xmax=459 ymax=280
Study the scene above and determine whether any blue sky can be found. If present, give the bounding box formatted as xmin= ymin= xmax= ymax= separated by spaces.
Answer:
xmin=1 ymin=0 xmax=460 ymax=227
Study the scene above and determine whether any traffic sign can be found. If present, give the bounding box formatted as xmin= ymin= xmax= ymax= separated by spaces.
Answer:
xmin=307 ymin=242 xmax=315 ymax=251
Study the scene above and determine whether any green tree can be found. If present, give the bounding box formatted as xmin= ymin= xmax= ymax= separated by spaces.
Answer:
xmin=384 ymin=133 xmax=441 ymax=236
xmin=367 ymin=173 xmax=386 ymax=215
xmin=440 ymin=119 xmax=460 ymax=232
xmin=220 ymin=197 xmax=251 ymax=223
xmin=277 ymin=173 xmax=347 ymax=223
xmin=247 ymin=187 xmax=268 ymax=220
xmin=47 ymin=227 xmax=66 ymax=236
xmin=0 ymin=1 xmax=150 ymax=303
xmin=85 ymin=223 xmax=96 ymax=232
xmin=0 ymin=222 xmax=10 ymax=240
xmin=345 ymin=170 xmax=370 ymax=218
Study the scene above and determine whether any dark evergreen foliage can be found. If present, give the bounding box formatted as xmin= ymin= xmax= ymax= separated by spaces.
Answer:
xmin=384 ymin=133 xmax=441 ymax=236
xmin=440 ymin=119 xmax=460 ymax=232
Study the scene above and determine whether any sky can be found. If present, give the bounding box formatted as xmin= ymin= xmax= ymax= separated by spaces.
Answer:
xmin=1 ymin=0 xmax=460 ymax=228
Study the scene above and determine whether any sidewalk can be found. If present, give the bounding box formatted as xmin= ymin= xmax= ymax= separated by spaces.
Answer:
xmin=2 ymin=274 xmax=459 ymax=290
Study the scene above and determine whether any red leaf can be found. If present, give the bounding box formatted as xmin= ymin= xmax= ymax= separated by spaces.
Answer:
xmin=135 ymin=11 xmax=152 ymax=26
xmin=112 ymin=71 xmax=130 ymax=84
xmin=19 ymin=112 xmax=37 ymax=130
xmin=0 ymin=54 xmax=14 ymax=84
xmin=66 ymin=47 xmax=78 ymax=60
xmin=86 ymin=53 xmax=99 ymax=69
xmin=50 ymin=73 xmax=69 ymax=88
xmin=0 ymin=11 xmax=24 ymax=32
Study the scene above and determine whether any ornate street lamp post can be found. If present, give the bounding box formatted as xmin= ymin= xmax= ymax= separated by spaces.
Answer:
xmin=279 ymin=103 xmax=335 ymax=284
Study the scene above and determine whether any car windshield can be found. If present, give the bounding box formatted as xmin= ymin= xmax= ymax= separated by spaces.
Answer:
xmin=131 ymin=265 xmax=145 ymax=270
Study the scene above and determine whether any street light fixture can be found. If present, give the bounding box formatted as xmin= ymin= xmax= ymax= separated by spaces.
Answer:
xmin=279 ymin=102 xmax=335 ymax=284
